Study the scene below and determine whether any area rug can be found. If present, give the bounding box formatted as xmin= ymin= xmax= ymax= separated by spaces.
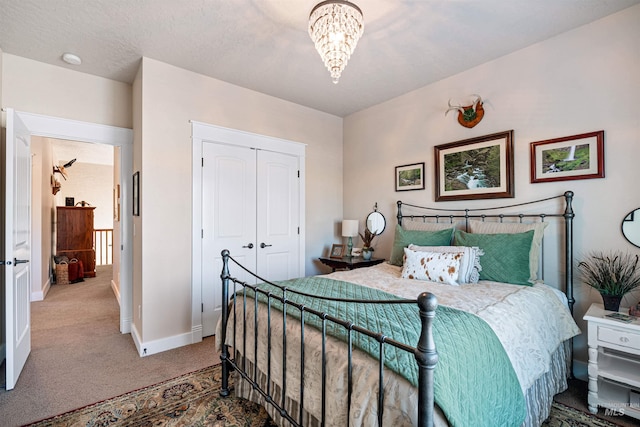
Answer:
xmin=24 ymin=364 xmax=276 ymax=427
xmin=25 ymin=364 xmax=627 ymax=427
xmin=542 ymin=402 xmax=626 ymax=427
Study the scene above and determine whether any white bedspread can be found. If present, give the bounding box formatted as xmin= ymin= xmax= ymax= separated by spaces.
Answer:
xmin=328 ymin=262 xmax=581 ymax=391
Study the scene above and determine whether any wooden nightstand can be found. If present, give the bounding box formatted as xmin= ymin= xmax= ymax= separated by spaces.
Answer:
xmin=319 ymin=256 xmax=385 ymax=272
xmin=583 ymin=303 xmax=640 ymax=420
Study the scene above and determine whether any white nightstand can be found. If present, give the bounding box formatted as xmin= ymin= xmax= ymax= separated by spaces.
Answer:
xmin=584 ymin=303 xmax=640 ymax=420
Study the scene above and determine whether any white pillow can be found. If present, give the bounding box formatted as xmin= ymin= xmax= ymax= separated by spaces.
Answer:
xmin=401 ymin=248 xmax=462 ymax=286
xmin=409 ymin=244 xmax=483 ymax=284
xmin=467 ymin=220 xmax=547 ymax=282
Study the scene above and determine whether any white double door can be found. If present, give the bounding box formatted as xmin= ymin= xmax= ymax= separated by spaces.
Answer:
xmin=201 ymin=142 xmax=301 ymax=336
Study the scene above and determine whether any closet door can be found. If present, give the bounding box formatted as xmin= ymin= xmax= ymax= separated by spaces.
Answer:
xmin=256 ymin=150 xmax=300 ymax=281
xmin=201 ymin=142 xmax=257 ymax=336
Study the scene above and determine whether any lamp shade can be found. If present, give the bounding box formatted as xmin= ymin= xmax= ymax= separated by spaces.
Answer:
xmin=342 ymin=219 xmax=359 ymax=237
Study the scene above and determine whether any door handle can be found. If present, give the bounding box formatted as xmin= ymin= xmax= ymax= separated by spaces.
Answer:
xmin=14 ymin=259 xmax=29 ymax=265
xmin=242 ymin=243 xmax=254 ymax=249
xmin=260 ymin=243 xmax=272 ymax=248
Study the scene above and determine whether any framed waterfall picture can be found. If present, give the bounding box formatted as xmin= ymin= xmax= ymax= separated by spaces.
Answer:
xmin=530 ymin=130 xmax=604 ymax=183
xmin=434 ymin=130 xmax=514 ymax=201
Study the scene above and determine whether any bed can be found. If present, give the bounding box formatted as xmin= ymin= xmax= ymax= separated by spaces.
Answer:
xmin=216 ymin=191 xmax=581 ymax=427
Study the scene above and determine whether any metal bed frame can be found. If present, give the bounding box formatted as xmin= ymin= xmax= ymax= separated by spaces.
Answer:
xmin=218 ymin=191 xmax=575 ymax=427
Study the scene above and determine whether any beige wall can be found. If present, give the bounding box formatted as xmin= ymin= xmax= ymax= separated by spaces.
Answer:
xmin=343 ymin=5 xmax=640 ymax=372
xmin=2 ymin=54 xmax=132 ymax=129
xmin=135 ymin=57 xmax=343 ymax=344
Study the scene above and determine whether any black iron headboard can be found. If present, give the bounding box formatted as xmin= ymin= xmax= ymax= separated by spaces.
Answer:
xmin=396 ymin=191 xmax=575 ymax=314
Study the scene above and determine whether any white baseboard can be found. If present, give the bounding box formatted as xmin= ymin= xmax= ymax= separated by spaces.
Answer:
xmin=131 ymin=325 xmax=200 ymax=357
xmin=110 ymin=279 xmax=121 ymax=305
xmin=31 ymin=278 xmax=51 ymax=302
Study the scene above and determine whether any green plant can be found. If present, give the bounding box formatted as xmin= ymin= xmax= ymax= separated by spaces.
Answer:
xmin=359 ymin=228 xmax=376 ymax=251
xmin=577 ymin=251 xmax=640 ymax=296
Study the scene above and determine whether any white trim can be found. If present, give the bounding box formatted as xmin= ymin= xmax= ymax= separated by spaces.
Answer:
xmin=133 ymin=327 xmax=198 ymax=357
xmin=191 ymin=121 xmax=306 ymax=156
xmin=30 ymin=278 xmax=51 ymax=302
xmin=12 ymin=109 xmax=134 ymax=335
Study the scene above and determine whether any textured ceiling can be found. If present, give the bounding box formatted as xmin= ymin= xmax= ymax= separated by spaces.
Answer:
xmin=1 ymin=0 xmax=639 ymax=117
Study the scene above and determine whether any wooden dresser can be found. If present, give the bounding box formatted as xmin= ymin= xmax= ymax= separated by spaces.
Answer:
xmin=56 ymin=206 xmax=96 ymax=277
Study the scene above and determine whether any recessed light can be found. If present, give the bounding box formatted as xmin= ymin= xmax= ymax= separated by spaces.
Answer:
xmin=62 ymin=53 xmax=82 ymax=65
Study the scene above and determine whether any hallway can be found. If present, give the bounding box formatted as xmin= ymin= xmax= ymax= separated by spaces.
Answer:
xmin=0 ymin=266 xmax=216 ymax=426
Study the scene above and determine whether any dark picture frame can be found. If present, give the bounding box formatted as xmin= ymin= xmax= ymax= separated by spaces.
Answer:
xmin=435 ymin=130 xmax=514 ymax=201
xmin=132 ymin=171 xmax=140 ymax=216
xmin=330 ymin=244 xmax=345 ymax=259
xmin=530 ymin=130 xmax=604 ymax=183
xmin=395 ymin=162 xmax=425 ymax=191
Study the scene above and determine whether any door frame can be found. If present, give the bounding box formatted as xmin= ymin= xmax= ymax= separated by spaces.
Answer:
xmin=191 ymin=121 xmax=306 ymax=340
xmin=13 ymin=110 xmax=134 ymax=333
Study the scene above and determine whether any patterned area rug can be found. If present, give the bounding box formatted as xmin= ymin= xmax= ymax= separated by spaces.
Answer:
xmin=25 ymin=364 xmax=276 ymax=427
xmin=25 ymin=364 xmax=627 ymax=427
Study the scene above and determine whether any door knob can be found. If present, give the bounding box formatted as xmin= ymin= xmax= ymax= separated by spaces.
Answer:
xmin=14 ymin=259 xmax=29 ymax=265
xmin=242 ymin=243 xmax=254 ymax=249
xmin=260 ymin=243 xmax=272 ymax=248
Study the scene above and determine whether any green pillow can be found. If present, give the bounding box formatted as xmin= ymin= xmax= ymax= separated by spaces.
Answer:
xmin=389 ymin=225 xmax=454 ymax=266
xmin=453 ymin=229 xmax=534 ymax=286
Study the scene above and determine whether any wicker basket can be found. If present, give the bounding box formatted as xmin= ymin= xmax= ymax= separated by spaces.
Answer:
xmin=56 ymin=261 xmax=69 ymax=285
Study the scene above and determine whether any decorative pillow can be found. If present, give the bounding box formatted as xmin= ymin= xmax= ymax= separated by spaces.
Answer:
xmin=401 ymin=248 xmax=462 ymax=286
xmin=408 ymin=244 xmax=483 ymax=284
xmin=389 ymin=225 xmax=455 ymax=266
xmin=453 ymin=229 xmax=534 ymax=286
xmin=402 ymin=220 xmax=458 ymax=232
xmin=468 ymin=220 xmax=548 ymax=282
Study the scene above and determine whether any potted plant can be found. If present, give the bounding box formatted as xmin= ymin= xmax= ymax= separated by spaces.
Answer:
xmin=577 ymin=251 xmax=640 ymax=312
xmin=359 ymin=228 xmax=376 ymax=260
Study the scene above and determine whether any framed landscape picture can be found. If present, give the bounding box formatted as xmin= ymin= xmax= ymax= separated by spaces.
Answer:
xmin=435 ymin=130 xmax=514 ymax=201
xmin=395 ymin=162 xmax=425 ymax=191
xmin=530 ymin=130 xmax=604 ymax=183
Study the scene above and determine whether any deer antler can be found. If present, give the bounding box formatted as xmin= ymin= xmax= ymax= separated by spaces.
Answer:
xmin=445 ymin=99 xmax=465 ymax=116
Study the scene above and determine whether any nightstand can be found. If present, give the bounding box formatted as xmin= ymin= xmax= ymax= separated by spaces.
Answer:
xmin=319 ymin=256 xmax=385 ymax=272
xmin=583 ymin=303 xmax=640 ymax=420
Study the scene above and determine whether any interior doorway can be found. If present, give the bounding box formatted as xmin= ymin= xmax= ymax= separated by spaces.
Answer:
xmin=18 ymin=111 xmax=133 ymax=334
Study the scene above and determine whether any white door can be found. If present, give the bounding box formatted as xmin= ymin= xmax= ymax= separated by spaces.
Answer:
xmin=4 ymin=109 xmax=32 ymax=390
xmin=256 ymin=150 xmax=300 ymax=281
xmin=201 ymin=142 xmax=257 ymax=336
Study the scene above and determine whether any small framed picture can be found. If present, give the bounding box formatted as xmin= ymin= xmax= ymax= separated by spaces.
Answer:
xmin=330 ymin=244 xmax=345 ymax=258
xmin=395 ymin=162 xmax=425 ymax=191
xmin=530 ymin=130 xmax=604 ymax=183
xmin=65 ymin=197 xmax=75 ymax=207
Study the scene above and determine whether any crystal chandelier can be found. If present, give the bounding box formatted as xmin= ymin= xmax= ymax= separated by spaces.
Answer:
xmin=308 ymin=0 xmax=364 ymax=84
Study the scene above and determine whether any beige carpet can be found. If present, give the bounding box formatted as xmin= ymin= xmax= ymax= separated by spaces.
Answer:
xmin=0 ymin=265 xmax=217 ymax=427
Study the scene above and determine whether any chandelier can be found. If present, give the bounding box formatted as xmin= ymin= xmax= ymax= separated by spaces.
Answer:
xmin=308 ymin=0 xmax=364 ymax=84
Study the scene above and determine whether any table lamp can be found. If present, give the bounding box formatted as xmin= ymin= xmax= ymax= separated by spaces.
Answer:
xmin=342 ymin=219 xmax=359 ymax=257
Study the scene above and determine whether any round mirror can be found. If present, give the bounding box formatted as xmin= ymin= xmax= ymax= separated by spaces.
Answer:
xmin=622 ymin=208 xmax=640 ymax=248
xmin=366 ymin=211 xmax=386 ymax=235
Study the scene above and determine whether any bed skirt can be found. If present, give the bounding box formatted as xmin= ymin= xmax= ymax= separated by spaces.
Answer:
xmin=232 ymin=340 xmax=571 ymax=427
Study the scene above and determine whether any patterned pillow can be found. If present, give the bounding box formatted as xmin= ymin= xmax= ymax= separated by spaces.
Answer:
xmin=402 ymin=220 xmax=459 ymax=231
xmin=401 ymin=248 xmax=462 ymax=286
xmin=467 ymin=220 xmax=548 ymax=283
xmin=453 ymin=229 xmax=534 ymax=286
xmin=408 ymin=244 xmax=483 ymax=284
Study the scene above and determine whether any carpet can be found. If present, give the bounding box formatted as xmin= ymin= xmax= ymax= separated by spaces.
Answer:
xmin=24 ymin=364 xmax=629 ymax=427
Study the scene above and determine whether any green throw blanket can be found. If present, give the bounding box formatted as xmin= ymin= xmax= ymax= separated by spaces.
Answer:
xmin=244 ymin=276 xmax=526 ymax=427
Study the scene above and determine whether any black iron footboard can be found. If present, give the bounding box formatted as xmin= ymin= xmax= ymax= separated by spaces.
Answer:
xmin=219 ymin=249 xmax=438 ymax=427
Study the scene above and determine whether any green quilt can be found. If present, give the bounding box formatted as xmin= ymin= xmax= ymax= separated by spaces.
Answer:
xmin=244 ymin=276 xmax=526 ymax=427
